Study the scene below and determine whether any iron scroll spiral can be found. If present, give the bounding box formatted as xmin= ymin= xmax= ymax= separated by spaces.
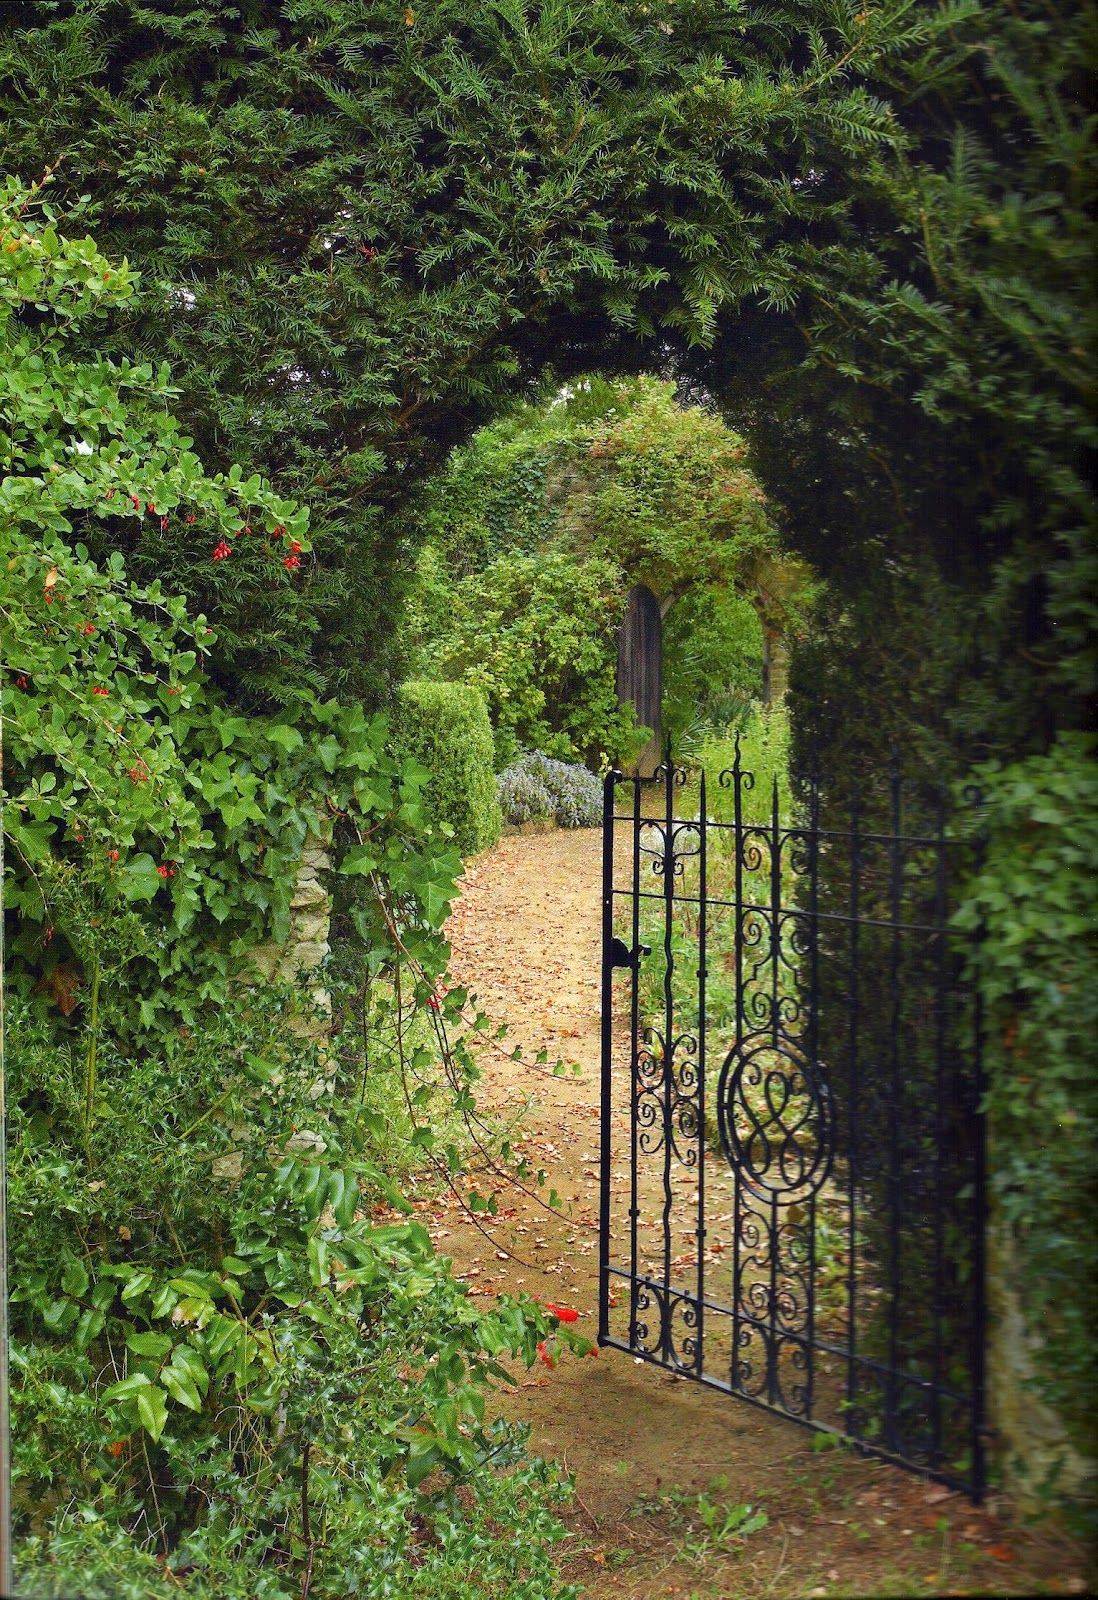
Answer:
xmin=716 ymin=1041 xmax=834 ymax=1200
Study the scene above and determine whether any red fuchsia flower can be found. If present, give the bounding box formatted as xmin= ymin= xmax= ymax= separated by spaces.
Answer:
xmin=156 ymin=864 xmax=175 ymax=879
xmin=283 ymin=553 xmax=301 ymax=571
xmin=91 ymin=686 xmax=109 ymax=697
xmin=107 ymin=849 xmax=120 ymax=862
xmin=545 ymin=1303 xmax=579 ymax=1324
xmin=536 ymin=1341 xmax=556 ymax=1370
xmin=212 ymin=539 xmax=232 ymax=561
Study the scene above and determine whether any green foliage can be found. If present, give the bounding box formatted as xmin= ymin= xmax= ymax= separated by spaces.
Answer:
xmin=663 ymin=588 xmax=765 ymax=751
xmin=0 ymin=0 xmax=945 ymax=703
xmin=0 ymin=180 xmax=369 ymax=1027
xmin=407 ymin=376 xmax=798 ymax=765
xmin=4 ymin=186 xmax=579 ymax=1597
xmin=424 ymin=547 xmax=641 ymax=768
xmin=955 ymin=736 xmax=1098 ymax=1470
xmin=9 ymin=993 xmax=579 ymax=1600
xmin=390 ymin=681 xmax=502 ymax=857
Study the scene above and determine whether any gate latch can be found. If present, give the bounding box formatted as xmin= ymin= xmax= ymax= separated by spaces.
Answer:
xmin=607 ymin=937 xmax=650 ymax=971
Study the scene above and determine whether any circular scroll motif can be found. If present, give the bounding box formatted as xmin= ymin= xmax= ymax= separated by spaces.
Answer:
xmin=716 ymin=1041 xmax=833 ymax=1199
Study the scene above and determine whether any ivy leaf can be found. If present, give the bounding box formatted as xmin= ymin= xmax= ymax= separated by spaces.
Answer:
xmin=136 ymin=1384 xmax=169 ymax=1441
xmin=119 ymin=853 xmax=162 ymax=902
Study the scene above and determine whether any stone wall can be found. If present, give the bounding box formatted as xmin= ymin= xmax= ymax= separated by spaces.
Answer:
xmin=213 ymin=832 xmax=334 ymax=1180
xmin=987 ymin=1222 xmax=1092 ymax=1508
xmin=248 ymin=830 xmax=333 ymax=1026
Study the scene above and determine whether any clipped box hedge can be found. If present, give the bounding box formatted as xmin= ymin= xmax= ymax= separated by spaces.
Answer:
xmin=391 ymin=680 xmax=502 ymax=856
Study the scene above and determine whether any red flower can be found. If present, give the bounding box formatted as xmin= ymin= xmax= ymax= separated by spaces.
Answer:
xmin=14 ymin=675 xmax=29 ymax=690
xmin=185 ymin=512 xmax=197 ymax=525
xmin=273 ymin=524 xmax=286 ymax=538
xmin=81 ymin=622 xmax=96 ymax=636
xmin=107 ymin=849 xmax=120 ymax=862
xmin=146 ymin=501 xmax=156 ymax=514
xmin=127 ymin=761 xmax=149 ymax=783
xmin=283 ymin=553 xmax=301 ymax=571
xmin=212 ymin=539 xmax=232 ymax=562
xmin=156 ymin=864 xmax=175 ymax=878
xmin=91 ymin=686 xmax=109 ymax=696
xmin=160 ymin=515 xmax=169 ymax=533
xmin=545 ymin=1303 xmax=579 ymax=1325
xmin=536 ymin=1341 xmax=556 ymax=1370
xmin=241 ymin=523 xmax=253 ymax=536
xmin=289 ymin=539 xmax=302 ymax=553
xmin=130 ymin=494 xmax=141 ymax=510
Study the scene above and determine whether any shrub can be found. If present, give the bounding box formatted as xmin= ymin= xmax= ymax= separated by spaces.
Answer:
xmin=955 ymin=734 xmax=1098 ymax=1483
xmin=498 ymin=752 xmax=603 ymax=829
xmin=391 ymin=681 xmax=502 ymax=856
xmin=5 ymin=186 xmax=580 ymax=1598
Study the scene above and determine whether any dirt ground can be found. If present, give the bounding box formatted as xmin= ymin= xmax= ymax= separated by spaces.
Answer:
xmin=423 ymin=828 xmax=1088 ymax=1599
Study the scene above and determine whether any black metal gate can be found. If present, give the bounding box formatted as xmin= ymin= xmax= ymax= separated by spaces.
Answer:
xmin=597 ymin=745 xmax=987 ymax=1496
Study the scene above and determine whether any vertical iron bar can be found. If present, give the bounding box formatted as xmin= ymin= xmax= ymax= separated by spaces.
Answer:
xmin=628 ymin=773 xmax=642 ymax=1346
xmin=845 ymin=795 xmax=862 ymax=1427
xmin=930 ymin=797 xmax=949 ymax=1466
xmin=804 ymin=764 xmax=821 ymax=1420
xmin=660 ymin=749 xmax=675 ymax=1359
xmin=598 ymin=768 xmax=617 ymax=1347
xmin=885 ymin=754 xmax=904 ymax=1448
xmin=770 ymin=773 xmax=781 ymax=1050
xmin=695 ymin=769 xmax=707 ymax=1375
xmin=971 ymin=829 xmax=988 ymax=1500
xmin=731 ymin=735 xmax=744 ymax=1388
xmin=767 ymin=773 xmax=781 ymax=1403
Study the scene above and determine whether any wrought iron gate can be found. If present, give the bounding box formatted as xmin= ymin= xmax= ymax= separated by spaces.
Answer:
xmin=597 ymin=747 xmax=987 ymax=1496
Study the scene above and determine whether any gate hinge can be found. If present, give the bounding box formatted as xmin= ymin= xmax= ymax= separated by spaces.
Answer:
xmin=607 ymin=937 xmax=650 ymax=971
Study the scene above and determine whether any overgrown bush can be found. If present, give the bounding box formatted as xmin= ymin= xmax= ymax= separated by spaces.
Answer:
xmin=956 ymin=735 xmax=1098 ymax=1481
xmin=497 ymin=752 xmax=603 ymax=830
xmin=3 ymin=183 xmax=580 ymax=1599
xmin=419 ymin=547 xmax=641 ymax=769
xmin=390 ymin=680 xmax=502 ymax=856
xmin=406 ymin=379 xmax=808 ymax=768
